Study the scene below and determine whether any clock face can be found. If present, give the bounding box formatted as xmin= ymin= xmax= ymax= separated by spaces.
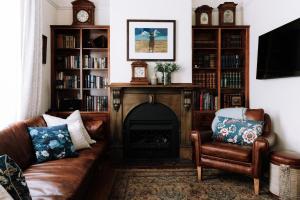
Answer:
xmin=77 ymin=10 xmax=89 ymax=23
xmin=200 ymin=13 xmax=209 ymax=25
xmin=134 ymin=67 xmax=145 ymax=78
xmin=223 ymin=10 xmax=234 ymax=23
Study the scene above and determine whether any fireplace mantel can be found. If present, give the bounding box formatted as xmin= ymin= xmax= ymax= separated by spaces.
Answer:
xmin=110 ymin=83 xmax=193 ymax=113
xmin=109 ymin=83 xmax=194 ymax=88
xmin=109 ymin=83 xmax=193 ymax=161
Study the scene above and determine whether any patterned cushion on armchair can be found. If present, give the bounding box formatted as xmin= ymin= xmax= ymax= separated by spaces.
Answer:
xmin=213 ymin=116 xmax=264 ymax=145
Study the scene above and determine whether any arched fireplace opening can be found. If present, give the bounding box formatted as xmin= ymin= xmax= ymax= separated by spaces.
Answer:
xmin=123 ymin=102 xmax=179 ymax=161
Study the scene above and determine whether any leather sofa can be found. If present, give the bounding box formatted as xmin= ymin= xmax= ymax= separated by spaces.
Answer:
xmin=191 ymin=109 xmax=276 ymax=195
xmin=0 ymin=115 xmax=107 ymax=200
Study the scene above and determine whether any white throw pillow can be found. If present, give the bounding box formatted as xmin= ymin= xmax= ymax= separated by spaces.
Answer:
xmin=43 ymin=110 xmax=96 ymax=144
xmin=68 ymin=120 xmax=91 ymax=150
xmin=0 ymin=184 xmax=13 ymax=200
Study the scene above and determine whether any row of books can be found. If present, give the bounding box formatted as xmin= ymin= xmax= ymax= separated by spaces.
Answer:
xmin=221 ymin=72 xmax=242 ymax=89
xmin=193 ymin=73 xmax=216 ymax=89
xmin=193 ymin=53 xmax=216 ymax=69
xmin=83 ymin=55 xmax=108 ymax=69
xmin=84 ymin=75 xmax=108 ymax=89
xmin=221 ymin=54 xmax=242 ymax=69
xmin=222 ymin=34 xmax=242 ymax=48
xmin=223 ymin=94 xmax=244 ymax=108
xmin=56 ymin=74 xmax=80 ymax=89
xmin=193 ymin=92 xmax=218 ymax=111
xmin=57 ymin=55 xmax=80 ymax=69
xmin=57 ymin=34 xmax=79 ymax=49
xmin=85 ymin=95 xmax=108 ymax=112
xmin=194 ymin=40 xmax=217 ymax=48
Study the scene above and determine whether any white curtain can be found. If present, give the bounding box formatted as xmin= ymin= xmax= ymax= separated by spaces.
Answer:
xmin=19 ymin=0 xmax=43 ymax=119
xmin=0 ymin=0 xmax=43 ymax=128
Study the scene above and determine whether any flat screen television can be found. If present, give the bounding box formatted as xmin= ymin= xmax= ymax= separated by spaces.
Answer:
xmin=257 ymin=18 xmax=300 ymax=79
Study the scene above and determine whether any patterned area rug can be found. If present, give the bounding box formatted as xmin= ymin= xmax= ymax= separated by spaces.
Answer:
xmin=110 ymin=168 xmax=276 ymax=200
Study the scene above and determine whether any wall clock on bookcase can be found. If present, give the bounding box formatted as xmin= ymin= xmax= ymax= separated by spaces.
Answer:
xmin=72 ymin=0 xmax=95 ymax=25
xmin=130 ymin=61 xmax=149 ymax=85
xmin=195 ymin=5 xmax=213 ymax=26
xmin=218 ymin=2 xmax=237 ymax=26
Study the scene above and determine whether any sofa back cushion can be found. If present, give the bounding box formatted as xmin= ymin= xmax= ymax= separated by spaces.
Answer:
xmin=0 ymin=122 xmax=35 ymax=170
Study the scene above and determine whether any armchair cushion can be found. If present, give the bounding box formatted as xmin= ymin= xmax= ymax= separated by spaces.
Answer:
xmin=211 ymin=107 xmax=247 ymax=132
xmin=202 ymin=142 xmax=252 ymax=163
xmin=213 ymin=116 xmax=264 ymax=145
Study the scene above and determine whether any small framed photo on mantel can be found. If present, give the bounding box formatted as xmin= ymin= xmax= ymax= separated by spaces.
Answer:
xmin=127 ymin=19 xmax=176 ymax=61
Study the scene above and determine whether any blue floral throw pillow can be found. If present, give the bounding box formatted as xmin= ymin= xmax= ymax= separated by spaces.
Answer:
xmin=0 ymin=154 xmax=31 ymax=200
xmin=28 ymin=124 xmax=78 ymax=163
xmin=213 ymin=116 xmax=264 ymax=145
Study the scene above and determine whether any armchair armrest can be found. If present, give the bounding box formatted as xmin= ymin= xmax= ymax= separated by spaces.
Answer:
xmin=191 ymin=130 xmax=213 ymax=166
xmin=252 ymin=132 xmax=276 ymax=177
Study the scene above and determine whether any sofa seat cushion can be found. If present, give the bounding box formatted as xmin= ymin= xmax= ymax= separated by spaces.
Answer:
xmin=201 ymin=142 xmax=252 ymax=163
xmin=24 ymin=141 xmax=107 ymax=199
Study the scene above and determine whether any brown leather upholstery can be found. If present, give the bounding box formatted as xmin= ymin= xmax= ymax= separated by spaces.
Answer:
xmin=83 ymin=120 xmax=105 ymax=140
xmin=191 ymin=109 xmax=276 ymax=194
xmin=202 ymin=142 xmax=252 ymax=163
xmin=0 ymin=115 xmax=108 ymax=200
xmin=271 ymin=151 xmax=300 ymax=168
xmin=0 ymin=122 xmax=35 ymax=170
xmin=245 ymin=109 xmax=265 ymax=121
xmin=24 ymin=141 xmax=107 ymax=199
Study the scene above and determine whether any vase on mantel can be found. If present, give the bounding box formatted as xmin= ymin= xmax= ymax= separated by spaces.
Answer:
xmin=162 ymin=72 xmax=171 ymax=86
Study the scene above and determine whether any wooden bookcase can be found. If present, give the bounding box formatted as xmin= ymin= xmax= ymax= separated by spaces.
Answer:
xmin=192 ymin=26 xmax=249 ymax=131
xmin=50 ymin=25 xmax=110 ymax=122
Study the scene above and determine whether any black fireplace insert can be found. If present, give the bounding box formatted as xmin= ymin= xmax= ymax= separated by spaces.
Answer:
xmin=123 ymin=103 xmax=179 ymax=161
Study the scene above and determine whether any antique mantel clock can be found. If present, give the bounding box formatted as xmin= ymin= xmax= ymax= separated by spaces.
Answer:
xmin=195 ymin=5 xmax=213 ymax=26
xmin=130 ymin=61 xmax=149 ymax=85
xmin=218 ymin=2 xmax=237 ymax=26
xmin=72 ymin=0 xmax=95 ymax=25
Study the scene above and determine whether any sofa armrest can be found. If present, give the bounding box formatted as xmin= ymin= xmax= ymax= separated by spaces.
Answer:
xmin=252 ymin=132 xmax=276 ymax=177
xmin=83 ymin=120 xmax=105 ymax=141
xmin=191 ymin=130 xmax=213 ymax=166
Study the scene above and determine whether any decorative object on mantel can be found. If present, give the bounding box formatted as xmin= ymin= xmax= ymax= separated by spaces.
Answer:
xmin=155 ymin=62 xmax=180 ymax=85
xmin=130 ymin=61 xmax=149 ymax=85
xmin=218 ymin=2 xmax=237 ymax=26
xmin=195 ymin=5 xmax=213 ymax=26
xmin=127 ymin=20 xmax=176 ymax=61
xmin=150 ymin=73 xmax=157 ymax=85
xmin=72 ymin=0 xmax=95 ymax=25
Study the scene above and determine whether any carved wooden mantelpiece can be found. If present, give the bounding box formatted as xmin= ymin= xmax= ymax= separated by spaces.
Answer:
xmin=109 ymin=83 xmax=193 ymax=161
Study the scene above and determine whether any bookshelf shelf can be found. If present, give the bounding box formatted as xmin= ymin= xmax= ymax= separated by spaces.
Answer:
xmin=83 ymin=48 xmax=108 ymax=51
xmin=193 ymin=48 xmax=218 ymax=50
xmin=82 ymin=68 xmax=108 ymax=71
xmin=192 ymin=26 xmax=249 ymax=131
xmin=193 ymin=67 xmax=217 ymax=70
xmin=51 ymin=25 xmax=110 ymax=116
xmin=56 ymin=48 xmax=81 ymax=50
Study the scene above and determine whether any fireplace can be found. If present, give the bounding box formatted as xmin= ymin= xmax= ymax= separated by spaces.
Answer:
xmin=110 ymin=84 xmax=193 ymax=161
xmin=123 ymin=103 xmax=179 ymax=161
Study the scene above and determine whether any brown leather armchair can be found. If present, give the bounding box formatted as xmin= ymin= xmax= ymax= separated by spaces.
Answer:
xmin=191 ymin=109 xmax=276 ymax=195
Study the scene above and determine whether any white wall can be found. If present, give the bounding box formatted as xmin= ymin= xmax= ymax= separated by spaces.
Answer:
xmin=244 ymin=0 xmax=300 ymax=153
xmin=110 ymin=0 xmax=192 ymax=83
xmin=41 ymin=0 xmax=57 ymax=113
xmin=56 ymin=0 xmax=110 ymax=25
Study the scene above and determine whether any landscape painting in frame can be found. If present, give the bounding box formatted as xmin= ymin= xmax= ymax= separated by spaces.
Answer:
xmin=127 ymin=20 xmax=176 ymax=61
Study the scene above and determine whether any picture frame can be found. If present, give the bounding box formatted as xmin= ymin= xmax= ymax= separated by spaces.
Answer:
xmin=231 ymin=96 xmax=242 ymax=106
xmin=127 ymin=19 xmax=176 ymax=61
xmin=42 ymin=35 xmax=47 ymax=64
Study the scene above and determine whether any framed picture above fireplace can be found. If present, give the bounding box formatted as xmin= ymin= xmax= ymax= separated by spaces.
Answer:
xmin=127 ymin=19 xmax=176 ymax=61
